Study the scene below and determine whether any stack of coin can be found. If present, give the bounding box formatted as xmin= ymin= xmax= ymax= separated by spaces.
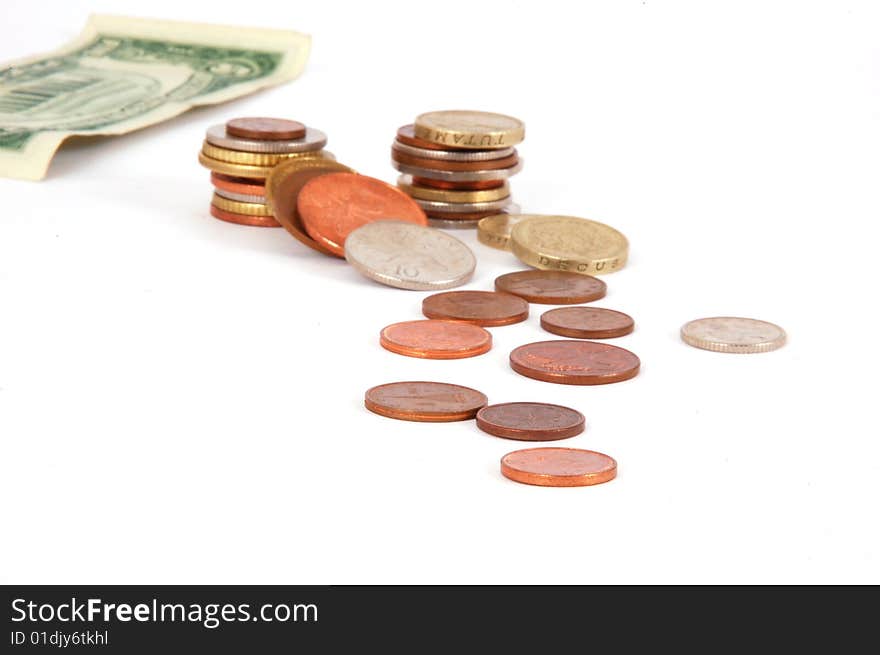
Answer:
xmin=198 ymin=117 xmax=333 ymax=227
xmin=391 ymin=110 xmax=525 ymax=228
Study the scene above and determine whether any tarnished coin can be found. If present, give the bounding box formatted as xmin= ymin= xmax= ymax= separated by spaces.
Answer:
xmin=477 ymin=214 xmax=530 ymax=250
xmin=510 ymin=215 xmax=629 ymax=275
xmin=380 ymin=320 xmax=492 ymax=359
xmin=422 ymin=290 xmax=528 ymax=327
xmin=226 ymin=117 xmax=306 ymax=140
xmin=398 ymin=176 xmax=510 ymax=203
xmin=211 ymin=172 xmax=265 ymax=196
xmin=207 ymin=124 xmax=327 ymax=154
xmin=365 ymin=381 xmax=488 ymax=422
xmin=500 ymin=448 xmax=617 ymax=487
xmin=392 ymin=148 xmax=519 ymax=171
xmin=202 ymin=141 xmax=331 ymax=166
xmin=681 ymin=317 xmax=786 ymax=353
xmin=541 ymin=307 xmax=634 ymax=339
xmin=264 ymin=158 xmax=355 ymax=257
xmin=209 ymin=205 xmax=280 ymax=228
xmin=414 ymin=110 xmax=525 ymax=149
xmin=476 ymin=403 xmax=585 ymax=441
xmin=211 ymin=193 xmax=272 ymax=216
xmin=391 ymin=159 xmax=523 ymax=182
xmin=494 ymin=270 xmax=607 ymax=304
xmin=297 ymin=173 xmax=427 ymax=257
xmin=510 ymin=340 xmax=640 ymax=385
xmin=413 ymin=177 xmax=506 ymax=190
xmin=213 ymin=188 xmax=266 ymax=204
xmin=344 ymin=221 xmax=475 ymax=290
xmin=413 ymin=196 xmax=513 ymax=214
xmin=393 ymin=140 xmax=516 ymax=162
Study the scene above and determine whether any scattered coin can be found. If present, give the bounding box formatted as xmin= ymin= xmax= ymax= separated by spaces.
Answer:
xmin=201 ymin=141 xmax=331 ymax=166
xmin=365 ymin=381 xmax=488 ymax=422
xmin=297 ymin=173 xmax=427 ymax=257
xmin=500 ymin=447 xmax=617 ymax=487
xmin=392 ymin=141 xmax=515 ymax=162
xmin=414 ymin=110 xmax=525 ymax=149
xmin=344 ymin=221 xmax=475 ymax=290
xmin=226 ymin=117 xmax=307 ymax=140
xmin=380 ymin=320 xmax=492 ymax=359
xmin=392 ymin=149 xmax=519 ymax=172
xmin=209 ymin=205 xmax=280 ymax=228
xmin=681 ymin=317 xmax=786 ymax=353
xmin=210 ymin=172 xmax=265 ymax=197
xmin=422 ymin=290 xmax=529 ymax=327
xmin=509 ymin=340 xmax=640 ymax=385
xmin=541 ymin=307 xmax=634 ymax=339
xmin=510 ymin=215 xmax=629 ymax=275
xmin=477 ymin=214 xmax=530 ymax=250
xmin=494 ymin=270 xmax=607 ymax=304
xmin=398 ymin=176 xmax=510 ymax=203
xmin=476 ymin=402 xmax=585 ymax=441
xmin=206 ymin=124 xmax=327 ymax=154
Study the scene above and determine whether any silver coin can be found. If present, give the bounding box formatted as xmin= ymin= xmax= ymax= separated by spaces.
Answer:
xmin=392 ymin=140 xmax=515 ymax=162
xmin=344 ymin=220 xmax=476 ymax=290
xmin=390 ymin=158 xmax=523 ymax=182
xmin=213 ymin=187 xmax=267 ymax=204
xmin=681 ymin=317 xmax=787 ymax=353
xmin=205 ymin=124 xmax=328 ymax=154
xmin=428 ymin=204 xmax=522 ymax=230
xmin=414 ymin=196 xmax=513 ymax=214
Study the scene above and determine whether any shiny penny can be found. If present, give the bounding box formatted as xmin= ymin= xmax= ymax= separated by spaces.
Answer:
xmin=494 ymin=270 xmax=607 ymax=304
xmin=380 ymin=320 xmax=492 ymax=359
xmin=541 ymin=307 xmax=634 ymax=339
xmin=392 ymin=148 xmax=519 ymax=172
xmin=422 ymin=290 xmax=528 ymax=327
xmin=681 ymin=317 xmax=787 ymax=354
xmin=476 ymin=402 xmax=585 ymax=441
xmin=297 ymin=173 xmax=427 ymax=257
xmin=209 ymin=204 xmax=280 ymax=228
xmin=364 ymin=381 xmax=488 ymax=422
xmin=210 ymin=172 xmax=265 ymax=197
xmin=500 ymin=447 xmax=617 ymax=487
xmin=226 ymin=117 xmax=306 ymax=140
xmin=509 ymin=340 xmax=640 ymax=385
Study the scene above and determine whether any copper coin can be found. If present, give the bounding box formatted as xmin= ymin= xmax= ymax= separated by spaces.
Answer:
xmin=209 ymin=204 xmax=280 ymax=228
xmin=494 ymin=270 xmax=607 ymax=305
xmin=500 ymin=448 xmax=617 ymax=487
xmin=380 ymin=320 xmax=492 ymax=359
xmin=396 ymin=124 xmax=468 ymax=151
xmin=425 ymin=209 xmax=512 ymax=221
xmin=226 ymin=117 xmax=306 ymax=140
xmin=412 ymin=177 xmax=505 ymax=191
xmin=392 ymin=149 xmax=519 ymax=172
xmin=541 ymin=307 xmax=635 ymax=339
xmin=297 ymin=173 xmax=427 ymax=257
xmin=476 ymin=402 xmax=585 ymax=441
xmin=422 ymin=290 xmax=528 ymax=327
xmin=211 ymin=172 xmax=265 ymax=197
xmin=509 ymin=340 xmax=640 ymax=385
xmin=365 ymin=381 xmax=488 ymax=422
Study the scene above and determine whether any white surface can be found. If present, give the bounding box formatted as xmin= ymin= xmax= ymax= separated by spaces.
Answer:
xmin=1 ymin=0 xmax=878 ymax=584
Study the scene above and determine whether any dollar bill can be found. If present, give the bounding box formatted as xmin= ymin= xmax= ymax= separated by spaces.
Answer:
xmin=0 ymin=14 xmax=311 ymax=180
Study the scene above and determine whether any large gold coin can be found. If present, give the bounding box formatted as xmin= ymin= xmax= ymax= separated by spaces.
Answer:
xmin=201 ymin=141 xmax=329 ymax=166
xmin=510 ymin=215 xmax=628 ymax=275
xmin=398 ymin=176 xmax=509 ymax=203
xmin=211 ymin=193 xmax=273 ymax=217
xmin=477 ymin=214 xmax=530 ymax=251
xmin=414 ymin=110 xmax=525 ymax=150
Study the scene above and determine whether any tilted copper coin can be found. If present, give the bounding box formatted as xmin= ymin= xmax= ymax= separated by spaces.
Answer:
xmin=500 ymin=448 xmax=617 ymax=487
xmin=209 ymin=205 xmax=280 ymax=228
xmin=297 ymin=173 xmax=427 ymax=257
xmin=365 ymin=381 xmax=488 ymax=422
xmin=422 ymin=290 xmax=528 ymax=327
xmin=226 ymin=117 xmax=306 ymax=140
xmin=494 ymin=270 xmax=607 ymax=304
xmin=396 ymin=124 xmax=466 ymax=151
xmin=380 ymin=320 xmax=492 ymax=359
xmin=413 ymin=177 xmax=506 ymax=190
xmin=477 ymin=214 xmax=529 ymax=250
xmin=211 ymin=172 xmax=265 ymax=197
xmin=476 ymin=402 xmax=585 ymax=441
xmin=509 ymin=340 xmax=640 ymax=385
xmin=392 ymin=148 xmax=518 ymax=172
xmin=541 ymin=307 xmax=634 ymax=339
xmin=265 ymin=159 xmax=355 ymax=257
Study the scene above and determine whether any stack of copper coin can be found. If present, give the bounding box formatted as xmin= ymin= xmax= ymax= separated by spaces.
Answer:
xmin=391 ymin=110 xmax=525 ymax=228
xmin=197 ymin=117 xmax=333 ymax=227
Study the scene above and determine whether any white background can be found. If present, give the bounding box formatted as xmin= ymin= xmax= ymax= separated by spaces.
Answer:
xmin=1 ymin=0 xmax=878 ymax=584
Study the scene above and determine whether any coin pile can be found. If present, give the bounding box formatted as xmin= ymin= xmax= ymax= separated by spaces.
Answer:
xmin=391 ymin=110 xmax=525 ymax=228
xmin=198 ymin=117 xmax=332 ymax=227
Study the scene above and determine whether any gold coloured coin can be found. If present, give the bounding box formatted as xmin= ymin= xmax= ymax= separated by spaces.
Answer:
xmin=477 ymin=214 xmax=530 ymax=250
xmin=510 ymin=215 xmax=629 ymax=276
xmin=211 ymin=193 xmax=273 ymax=217
xmin=201 ymin=141 xmax=331 ymax=166
xmin=414 ymin=110 xmax=525 ymax=149
xmin=398 ymin=176 xmax=510 ymax=203
xmin=198 ymin=151 xmax=279 ymax=178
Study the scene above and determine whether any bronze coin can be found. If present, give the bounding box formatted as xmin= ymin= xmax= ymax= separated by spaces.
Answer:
xmin=211 ymin=172 xmax=265 ymax=197
xmin=226 ymin=117 xmax=307 ymax=140
xmin=424 ymin=209 xmax=510 ymax=221
xmin=396 ymin=124 xmax=469 ymax=151
xmin=494 ymin=270 xmax=607 ymax=305
xmin=541 ymin=307 xmax=635 ymax=339
xmin=392 ymin=149 xmax=519 ymax=172
xmin=209 ymin=204 xmax=280 ymax=228
xmin=422 ymin=290 xmax=529 ymax=327
xmin=476 ymin=402 xmax=585 ymax=441
xmin=509 ymin=340 xmax=640 ymax=385
xmin=365 ymin=381 xmax=488 ymax=422
xmin=380 ymin=320 xmax=492 ymax=359
xmin=501 ymin=447 xmax=617 ymax=487
xmin=412 ymin=177 xmax=506 ymax=191
xmin=297 ymin=173 xmax=427 ymax=257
